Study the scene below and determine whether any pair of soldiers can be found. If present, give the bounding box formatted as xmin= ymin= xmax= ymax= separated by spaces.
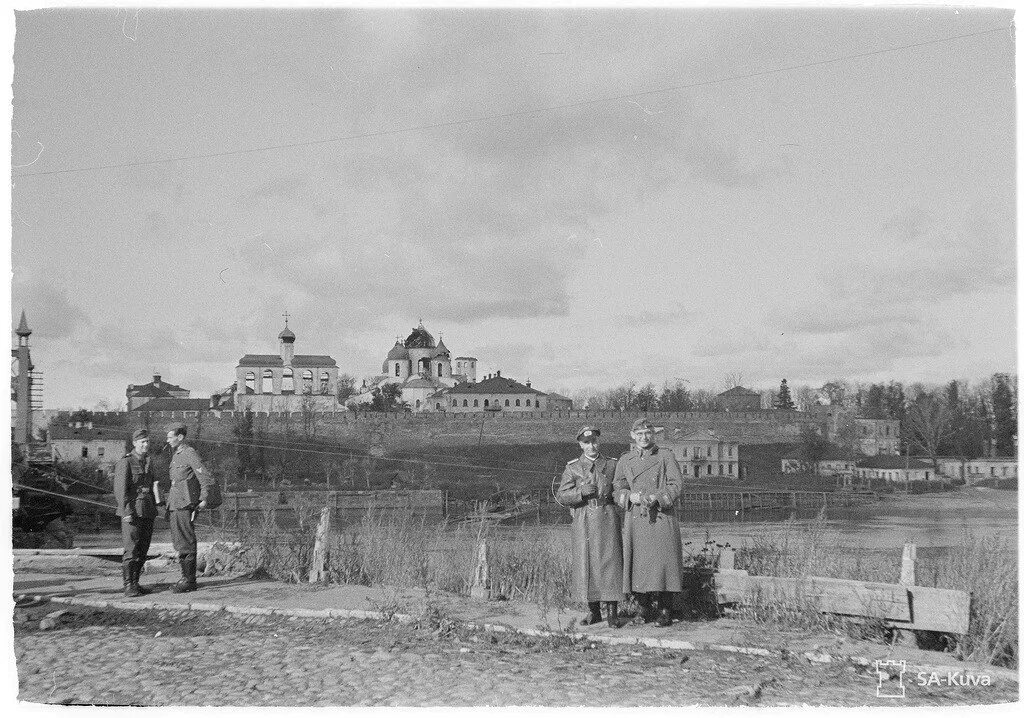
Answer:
xmin=557 ymin=418 xmax=685 ymax=628
xmin=112 ymin=423 xmax=216 ymax=597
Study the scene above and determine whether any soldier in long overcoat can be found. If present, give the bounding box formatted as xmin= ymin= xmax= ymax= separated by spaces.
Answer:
xmin=614 ymin=418 xmax=685 ymax=627
xmin=112 ymin=429 xmax=159 ymax=597
xmin=556 ymin=426 xmax=624 ymax=628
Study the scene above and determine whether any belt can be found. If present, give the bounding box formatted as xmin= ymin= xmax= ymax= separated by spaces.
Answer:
xmin=586 ymin=497 xmax=615 ymax=507
xmin=137 ymin=488 xmax=151 ymax=494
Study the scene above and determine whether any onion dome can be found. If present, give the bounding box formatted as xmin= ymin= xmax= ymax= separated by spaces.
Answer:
xmin=278 ymin=323 xmax=296 ymax=343
xmin=387 ymin=339 xmax=410 ymax=360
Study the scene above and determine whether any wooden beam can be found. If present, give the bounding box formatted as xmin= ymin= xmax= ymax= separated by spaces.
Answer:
xmin=713 ymin=570 xmax=970 ymax=635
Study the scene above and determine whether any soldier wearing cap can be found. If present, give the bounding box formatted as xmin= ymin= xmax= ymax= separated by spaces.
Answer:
xmin=613 ymin=418 xmax=686 ymax=627
xmin=556 ymin=426 xmax=624 ymax=628
xmin=113 ymin=429 xmax=160 ymax=597
xmin=165 ymin=422 xmax=215 ymax=593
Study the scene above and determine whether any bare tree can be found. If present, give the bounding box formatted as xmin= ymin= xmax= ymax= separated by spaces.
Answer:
xmin=792 ymin=384 xmax=818 ymax=412
xmin=723 ymin=371 xmax=744 ymax=390
xmin=905 ymin=393 xmax=955 ymax=471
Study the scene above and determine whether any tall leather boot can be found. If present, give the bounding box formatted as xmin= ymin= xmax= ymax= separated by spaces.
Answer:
xmin=122 ymin=562 xmax=141 ymax=598
xmin=603 ymin=601 xmax=622 ymax=629
xmin=131 ymin=561 xmax=152 ymax=595
xmin=656 ymin=591 xmax=674 ymax=627
xmin=579 ymin=601 xmax=602 ymax=626
xmin=171 ymin=555 xmax=198 ymax=594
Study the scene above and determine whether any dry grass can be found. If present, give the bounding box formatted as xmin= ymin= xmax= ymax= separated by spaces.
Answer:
xmin=735 ymin=511 xmax=1018 ymax=668
xmin=217 ymin=502 xmax=1017 ymax=669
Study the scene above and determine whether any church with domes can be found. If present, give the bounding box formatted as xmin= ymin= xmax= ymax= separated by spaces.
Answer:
xmin=352 ymin=322 xmax=477 ymax=412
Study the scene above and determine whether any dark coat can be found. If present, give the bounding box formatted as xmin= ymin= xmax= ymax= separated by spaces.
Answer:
xmin=112 ymin=451 xmax=158 ymax=519
xmin=557 ymin=454 xmax=624 ymax=602
xmin=613 ymin=445 xmax=685 ymax=593
xmin=167 ymin=444 xmax=214 ymax=510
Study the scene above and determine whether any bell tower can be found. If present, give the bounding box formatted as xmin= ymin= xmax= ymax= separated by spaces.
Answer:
xmin=11 ymin=310 xmax=35 ymax=450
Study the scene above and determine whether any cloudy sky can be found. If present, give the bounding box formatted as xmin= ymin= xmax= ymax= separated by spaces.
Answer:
xmin=8 ymin=7 xmax=1016 ymax=408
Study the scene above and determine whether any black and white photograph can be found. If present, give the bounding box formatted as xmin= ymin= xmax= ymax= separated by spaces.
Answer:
xmin=5 ymin=2 xmax=1019 ymax=708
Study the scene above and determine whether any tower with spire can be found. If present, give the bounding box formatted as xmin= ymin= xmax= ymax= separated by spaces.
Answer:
xmin=11 ymin=310 xmax=36 ymax=449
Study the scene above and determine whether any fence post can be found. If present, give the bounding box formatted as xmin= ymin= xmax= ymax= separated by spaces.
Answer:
xmin=900 ymin=542 xmax=917 ymax=586
xmin=470 ymin=540 xmax=490 ymax=600
xmin=309 ymin=507 xmax=332 ymax=583
xmin=895 ymin=542 xmax=917 ymax=646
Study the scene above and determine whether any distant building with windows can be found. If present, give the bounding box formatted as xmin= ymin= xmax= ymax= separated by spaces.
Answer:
xmin=126 ymin=373 xmax=190 ymax=410
xmin=808 ymin=405 xmax=900 ymax=456
xmin=856 ymin=455 xmax=935 ymax=483
xmin=780 ymin=445 xmax=859 ymax=478
xmin=233 ymin=319 xmax=342 ymax=412
xmin=545 ymin=393 xmax=574 ymax=412
xmin=444 ymin=372 xmax=547 ymax=413
xmin=663 ymin=428 xmax=742 ymax=480
xmin=935 ymin=456 xmax=1017 ymax=484
xmin=49 ymin=420 xmax=126 ymax=475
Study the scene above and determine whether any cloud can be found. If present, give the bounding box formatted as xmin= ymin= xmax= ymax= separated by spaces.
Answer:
xmin=10 ymin=274 xmax=89 ymax=340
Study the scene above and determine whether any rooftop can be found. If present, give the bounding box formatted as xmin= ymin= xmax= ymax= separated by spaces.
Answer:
xmin=447 ymin=374 xmax=545 ymax=395
xmin=857 ymin=456 xmax=933 ymax=470
xmin=131 ymin=398 xmax=212 ymax=412
xmin=717 ymin=386 xmax=760 ymax=397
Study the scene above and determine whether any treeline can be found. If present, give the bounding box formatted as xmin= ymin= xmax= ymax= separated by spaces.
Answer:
xmin=569 ymin=374 xmax=1017 ymax=460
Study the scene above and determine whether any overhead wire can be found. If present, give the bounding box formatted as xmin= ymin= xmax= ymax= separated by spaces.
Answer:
xmin=11 ymin=25 xmax=1009 ymax=180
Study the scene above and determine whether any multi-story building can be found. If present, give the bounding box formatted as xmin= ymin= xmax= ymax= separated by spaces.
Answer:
xmin=663 ymin=428 xmax=741 ymax=480
xmin=780 ymin=445 xmax=858 ymax=478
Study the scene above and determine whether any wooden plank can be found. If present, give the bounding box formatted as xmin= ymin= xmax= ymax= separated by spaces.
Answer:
xmin=715 ymin=573 xmax=911 ymax=621
xmin=713 ymin=571 xmax=970 ymax=634
xmin=905 ymin=585 xmax=971 ymax=635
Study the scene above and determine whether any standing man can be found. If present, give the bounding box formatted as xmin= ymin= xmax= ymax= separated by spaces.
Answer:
xmin=556 ymin=426 xmax=624 ymax=628
xmin=166 ymin=422 xmax=215 ymax=594
xmin=113 ymin=429 xmax=159 ymax=598
xmin=614 ymin=418 xmax=685 ymax=627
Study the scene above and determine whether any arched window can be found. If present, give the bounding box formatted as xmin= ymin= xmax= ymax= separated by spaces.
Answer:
xmin=463 ymin=400 xmax=468 ymax=407
xmin=484 ymin=399 xmax=489 ymax=407
xmin=437 ymin=363 xmax=443 ymax=376
xmin=515 ymin=399 xmax=520 ymax=406
xmin=282 ymin=368 xmax=295 ymax=394
xmin=435 ymin=403 xmax=441 ymax=410
xmin=262 ymin=369 xmax=274 ymax=394
xmin=536 ymin=399 xmax=542 ymax=409
xmin=474 ymin=399 xmax=479 ymax=407
xmin=395 ymin=363 xmax=401 ymax=377
xmin=245 ymin=372 xmax=256 ymax=394
xmin=416 ymin=399 xmax=421 ymax=409
xmin=505 ymin=399 xmax=510 ymax=406
xmin=526 ymin=399 xmax=531 ymax=407
xmin=320 ymin=371 xmax=329 ymax=394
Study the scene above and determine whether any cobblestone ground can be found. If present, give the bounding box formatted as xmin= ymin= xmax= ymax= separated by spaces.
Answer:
xmin=14 ymin=604 xmax=1016 ymax=707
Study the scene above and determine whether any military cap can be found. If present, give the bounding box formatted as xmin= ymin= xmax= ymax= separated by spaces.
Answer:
xmin=576 ymin=426 xmax=600 ymax=442
xmin=131 ymin=428 xmax=149 ymax=441
xmin=631 ymin=418 xmax=654 ymax=432
xmin=166 ymin=422 xmax=187 ymax=435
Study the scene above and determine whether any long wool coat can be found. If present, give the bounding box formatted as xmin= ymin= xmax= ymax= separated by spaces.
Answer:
xmin=613 ymin=445 xmax=686 ymax=593
xmin=557 ymin=454 xmax=624 ymax=602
